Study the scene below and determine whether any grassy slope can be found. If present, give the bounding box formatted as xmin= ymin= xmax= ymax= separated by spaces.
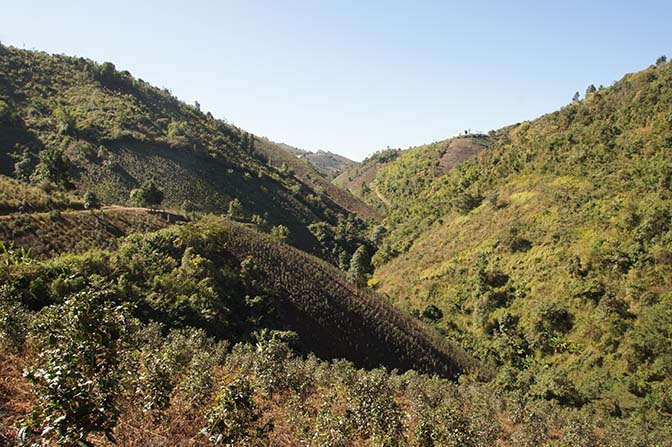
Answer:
xmin=0 ymin=176 xmax=83 ymax=214
xmin=334 ymin=137 xmax=490 ymax=215
xmin=371 ymin=61 xmax=672 ymax=413
xmin=333 ymin=148 xmax=403 ymax=213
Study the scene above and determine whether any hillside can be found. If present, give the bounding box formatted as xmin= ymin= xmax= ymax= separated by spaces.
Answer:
xmin=4 ymin=215 xmax=668 ymax=447
xmin=2 ymin=41 xmax=672 ymax=446
xmin=272 ymin=140 xmax=358 ymax=179
xmin=0 ymin=214 xmax=470 ymax=374
xmin=334 ymin=137 xmax=491 ymax=214
xmin=0 ymin=45 xmax=375 ymax=262
xmin=369 ymin=59 xmax=672 ymax=416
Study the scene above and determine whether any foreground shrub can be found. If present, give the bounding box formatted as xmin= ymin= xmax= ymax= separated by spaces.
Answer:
xmin=201 ymin=377 xmax=269 ymax=445
xmin=22 ymin=289 xmax=137 ymax=446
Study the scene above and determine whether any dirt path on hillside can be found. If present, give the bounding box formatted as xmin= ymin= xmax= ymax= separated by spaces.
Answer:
xmin=371 ymin=181 xmax=392 ymax=208
xmin=0 ymin=205 xmax=186 ymax=221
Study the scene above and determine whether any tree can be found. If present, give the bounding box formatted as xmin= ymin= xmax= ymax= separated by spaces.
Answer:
xmin=0 ymin=99 xmax=16 ymax=124
xmin=130 ymin=180 xmax=164 ymax=209
xmin=370 ymin=225 xmax=387 ymax=246
xmin=270 ymin=225 xmax=290 ymax=242
xmin=23 ymin=290 xmax=137 ymax=446
xmin=83 ymin=191 xmax=99 ymax=209
xmin=12 ymin=147 xmax=33 ymax=182
xmin=347 ymin=245 xmax=371 ymax=287
xmin=572 ymin=91 xmax=580 ymax=102
xmin=201 ymin=378 xmax=268 ymax=445
xmin=422 ymin=304 xmax=443 ymax=321
xmin=227 ymin=198 xmax=245 ymax=220
xmin=656 ymin=55 xmax=667 ymax=66
xmin=35 ymin=145 xmax=72 ymax=188
xmin=182 ymin=199 xmax=197 ymax=213
xmin=585 ymin=84 xmax=597 ymax=95
xmin=53 ymin=106 xmax=75 ymax=135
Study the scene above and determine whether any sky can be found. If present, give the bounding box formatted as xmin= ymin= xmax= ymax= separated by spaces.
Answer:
xmin=1 ymin=1 xmax=670 ymax=161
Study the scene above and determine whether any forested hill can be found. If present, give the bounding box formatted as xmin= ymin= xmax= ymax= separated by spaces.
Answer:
xmin=0 ymin=45 xmax=376 ymax=260
xmin=368 ymin=57 xmax=672 ymax=416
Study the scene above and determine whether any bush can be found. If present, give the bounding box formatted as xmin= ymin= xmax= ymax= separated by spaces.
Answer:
xmin=201 ymin=377 xmax=269 ymax=445
xmin=23 ymin=289 xmax=137 ymax=446
xmin=270 ymin=224 xmax=289 ymax=242
xmin=83 ymin=191 xmax=99 ymax=209
xmin=35 ymin=145 xmax=72 ymax=188
xmin=0 ymin=285 xmax=31 ymax=350
xmin=347 ymin=369 xmax=404 ymax=446
xmin=130 ymin=179 xmax=164 ymax=209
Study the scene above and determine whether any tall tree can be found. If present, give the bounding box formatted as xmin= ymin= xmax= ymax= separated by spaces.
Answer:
xmin=347 ymin=245 xmax=371 ymax=287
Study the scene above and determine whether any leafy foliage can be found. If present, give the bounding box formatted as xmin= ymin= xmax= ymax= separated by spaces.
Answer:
xmin=370 ymin=58 xmax=672 ymax=415
xmin=23 ymin=289 xmax=137 ymax=446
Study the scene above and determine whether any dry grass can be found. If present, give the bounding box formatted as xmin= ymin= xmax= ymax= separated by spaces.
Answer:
xmin=0 ymin=351 xmax=33 ymax=446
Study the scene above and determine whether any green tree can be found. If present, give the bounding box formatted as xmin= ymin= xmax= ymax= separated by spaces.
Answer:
xmin=12 ymin=147 xmax=33 ymax=182
xmin=182 ymin=199 xmax=197 ymax=213
xmin=130 ymin=180 xmax=164 ymax=209
xmin=0 ymin=99 xmax=17 ymax=124
xmin=656 ymin=55 xmax=667 ymax=66
xmin=83 ymin=191 xmax=99 ymax=209
xmin=347 ymin=245 xmax=371 ymax=287
xmin=370 ymin=225 xmax=387 ymax=246
xmin=572 ymin=91 xmax=580 ymax=102
xmin=227 ymin=198 xmax=245 ymax=220
xmin=201 ymin=378 xmax=268 ymax=445
xmin=35 ymin=145 xmax=72 ymax=188
xmin=586 ymin=84 xmax=597 ymax=95
xmin=53 ymin=106 xmax=75 ymax=135
xmin=270 ymin=224 xmax=290 ymax=242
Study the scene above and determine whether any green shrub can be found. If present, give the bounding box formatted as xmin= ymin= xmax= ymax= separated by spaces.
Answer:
xmin=201 ymin=377 xmax=269 ymax=445
xmin=0 ymin=285 xmax=31 ymax=349
xmin=23 ymin=289 xmax=137 ymax=446
xmin=83 ymin=191 xmax=99 ymax=209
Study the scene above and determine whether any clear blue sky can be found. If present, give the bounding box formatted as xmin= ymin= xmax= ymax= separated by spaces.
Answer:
xmin=1 ymin=1 xmax=670 ymax=160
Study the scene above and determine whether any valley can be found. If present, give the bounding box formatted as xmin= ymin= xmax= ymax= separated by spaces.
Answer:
xmin=0 ymin=42 xmax=671 ymax=446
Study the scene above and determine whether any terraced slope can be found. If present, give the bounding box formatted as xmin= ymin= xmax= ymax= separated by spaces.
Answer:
xmin=195 ymin=217 xmax=473 ymax=376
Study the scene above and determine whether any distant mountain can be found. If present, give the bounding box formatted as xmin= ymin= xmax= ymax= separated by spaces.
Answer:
xmin=272 ymin=141 xmax=359 ymax=179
